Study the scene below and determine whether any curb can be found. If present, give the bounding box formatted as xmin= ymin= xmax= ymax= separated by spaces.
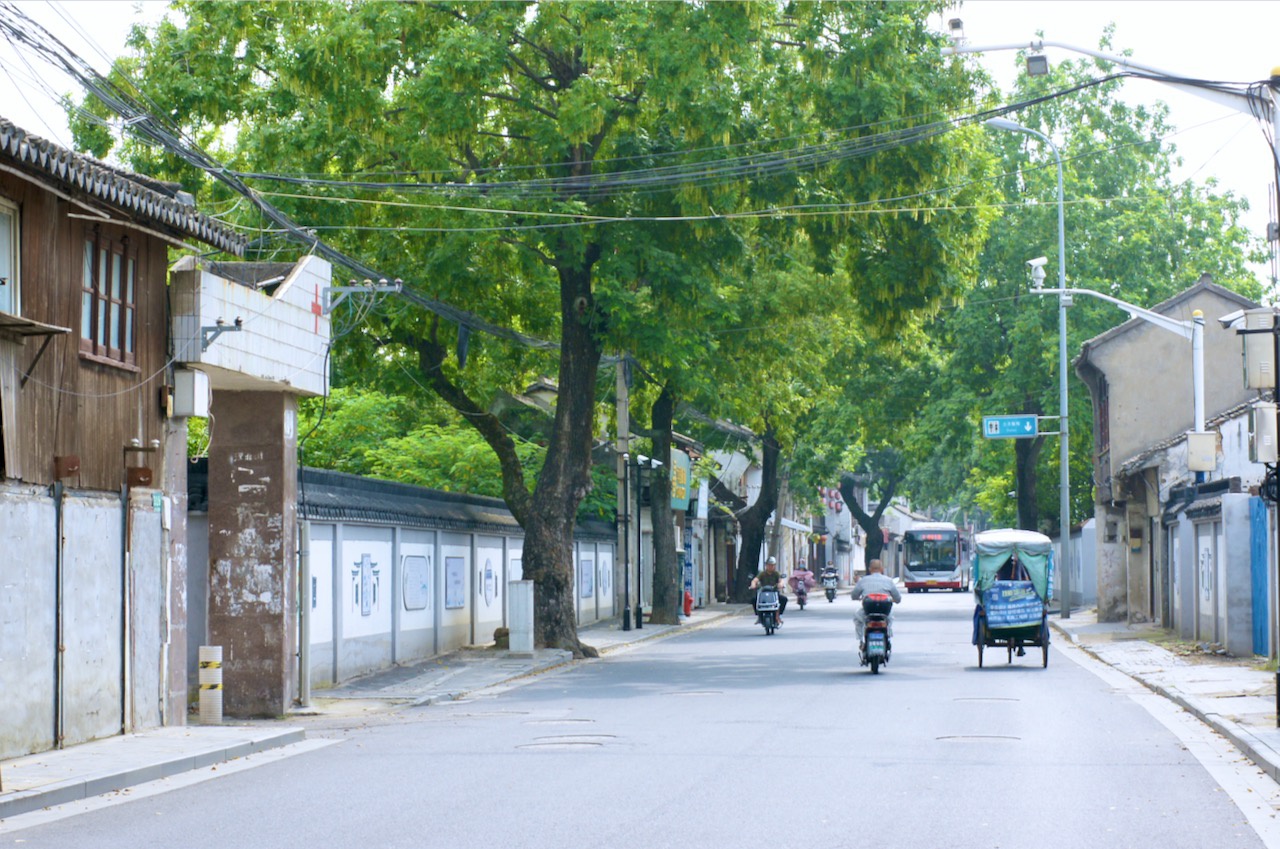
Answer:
xmin=0 ymin=728 xmax=305 ymax=821
xmin=591 ymin=609 xmax=745 ymax=657
xmin=453 ymin=609 xmax=745 ymax=700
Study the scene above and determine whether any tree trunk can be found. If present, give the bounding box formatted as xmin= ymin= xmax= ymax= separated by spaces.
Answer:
xmin=412 ymin=250 xmax=603 ymax=659
xmin=522 ymin=257 xmax=604 ymax=656
xmin=647 ymin=386 xmax=680 ymax=625
xmin=1014 ymin=434 xmax=1044 ymax=531
xmin=732 ymin=425 xmax=781 ymax=601
xmin=840 ymin=471 xmax=898 ymax=570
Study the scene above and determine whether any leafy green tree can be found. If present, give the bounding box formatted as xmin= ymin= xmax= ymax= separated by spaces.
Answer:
xmin=296 ymin=387 xmax=430 ymax=476
xmin=97 ymin=1 xmax=997 ymax=654
xmin=916 ymin=36 xmax=1266 ymax=531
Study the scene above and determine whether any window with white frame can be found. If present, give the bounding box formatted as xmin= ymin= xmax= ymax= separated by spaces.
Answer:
xmin=80 ymin=229 xmax=137 ymax=367
xmin=0 ymin=197 xmax=17 ymax=315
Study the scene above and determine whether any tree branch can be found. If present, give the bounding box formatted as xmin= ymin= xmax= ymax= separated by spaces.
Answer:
xmin=499 ymin=236 xmax=558 ymax=269
xmin=402 ymin=318 xmax=534 ymax=525
xmin=480 ymin=89 xmax=558 ymax=120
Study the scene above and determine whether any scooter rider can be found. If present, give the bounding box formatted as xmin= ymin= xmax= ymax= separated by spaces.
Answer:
xmin=788 ymin=561 xmax=816 ymax=596
xmin=850 ymin=559 xmax=901 ymax=645
xmin=750 ymin=556 xmax=788 ymax=625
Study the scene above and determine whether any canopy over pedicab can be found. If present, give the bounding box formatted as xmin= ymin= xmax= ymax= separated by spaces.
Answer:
xmin=971 ymin=529 xmax=1054 ymax=668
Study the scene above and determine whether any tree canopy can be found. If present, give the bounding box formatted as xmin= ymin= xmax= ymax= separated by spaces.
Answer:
xmin=78 ymin=2 xmax=1045 ymax=647
xmin=903 ymin=38 xmax=1265 ymax=530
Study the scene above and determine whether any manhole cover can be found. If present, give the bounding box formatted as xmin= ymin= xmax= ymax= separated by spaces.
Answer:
xmin=936 ymin=735 xmax=1021 ymax=742
xmin=533 ymin=734 xmax=616 ymax=742
xmin=517 ymin=741 xmax=603 ymax=751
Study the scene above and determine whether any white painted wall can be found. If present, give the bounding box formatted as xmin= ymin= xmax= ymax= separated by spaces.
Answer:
xmin=170 ymin=257 xmax=331 ymax=396
xmin=1 ymin=486 xmax=166 ymax=760
xmin=338 ymin=527 xmax=394 ymax=681
xmin=0 ymin=486 xmax=56 ymax=756
xmin=475 ymin=537 xmax=504 ymax=644
xmin=399 ymin=530 xmax=435 ymax=660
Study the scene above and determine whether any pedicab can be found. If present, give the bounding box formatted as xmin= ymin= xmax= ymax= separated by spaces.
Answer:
xmin=971 ymin=529 xmax=1053 ymax=668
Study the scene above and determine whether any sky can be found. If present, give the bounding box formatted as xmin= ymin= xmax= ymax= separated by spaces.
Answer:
xmin=1 ymin=0 xmax=1277 ymax=282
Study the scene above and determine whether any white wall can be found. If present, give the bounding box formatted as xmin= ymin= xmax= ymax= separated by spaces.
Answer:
xmin=399 ymin=529 xmax=436 ymax=661
xmin=1 ymin=486 xmax=165 ymax=760
xmin=475 ymin=537 xmax=504 ymax=644
xmin=170 ymin=257 xmax=331 ymax=396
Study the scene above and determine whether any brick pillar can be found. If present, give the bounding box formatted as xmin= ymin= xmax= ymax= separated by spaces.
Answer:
xmin=207 ymin=391 xmax=298 ymax=716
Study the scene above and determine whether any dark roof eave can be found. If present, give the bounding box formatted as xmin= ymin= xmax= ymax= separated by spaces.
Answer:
xmin=0 ymin=118 xmax=246 ymax=255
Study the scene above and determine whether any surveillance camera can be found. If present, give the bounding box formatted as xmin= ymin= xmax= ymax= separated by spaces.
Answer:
xmin=1026 ymin=257 xmax=1048 ymax=269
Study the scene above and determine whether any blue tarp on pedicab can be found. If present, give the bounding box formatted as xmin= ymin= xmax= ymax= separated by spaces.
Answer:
xmin=981 ymin=581 xmax=1043 ymax=628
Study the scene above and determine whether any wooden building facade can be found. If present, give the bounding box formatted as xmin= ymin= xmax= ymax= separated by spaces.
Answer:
xmin=0 ymin=117 xmax=244 ymax=759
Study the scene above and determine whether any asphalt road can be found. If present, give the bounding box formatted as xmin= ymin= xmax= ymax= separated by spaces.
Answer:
xmin=8 ymin=591 xmax=1277 ymax=848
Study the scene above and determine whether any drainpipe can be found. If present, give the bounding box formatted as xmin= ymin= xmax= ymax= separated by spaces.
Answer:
xmin=52 ymin=480 xmax=65 ymax=749
xmin=298 ymin=519 xmax=311 ymax=709
xmin=120 ymin=482 xmax=130 ymax=734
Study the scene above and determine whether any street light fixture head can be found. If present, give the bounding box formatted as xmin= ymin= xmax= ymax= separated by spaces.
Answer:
xmin=983 ymin=116 xmax=1029 ymax=134
xmin=1026 ymin=54 xmax=1050 ymax=76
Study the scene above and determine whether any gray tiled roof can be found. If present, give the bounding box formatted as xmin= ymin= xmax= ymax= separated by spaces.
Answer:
xmin=0 ymin=117 xmax=245 ymax=255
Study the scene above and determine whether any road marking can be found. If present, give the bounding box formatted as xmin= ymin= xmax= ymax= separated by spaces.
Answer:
xmin=1058 ymin=639 xmax=1280 ymax=842
xmin=0 ymin=739 xmax=340 ymax=835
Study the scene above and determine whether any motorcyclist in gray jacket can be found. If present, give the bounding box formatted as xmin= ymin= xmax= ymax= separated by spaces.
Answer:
xmin=850 ymin=559 xmax=902 ymax=644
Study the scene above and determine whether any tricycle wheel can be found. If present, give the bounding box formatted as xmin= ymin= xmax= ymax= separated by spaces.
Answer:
xmin=977 ymin=640 xmax=984 ymax=668
xmin=1042 ymin=642 xmax=1049 ymax=668
xmin=870 ymin=657 xmax=880 ymax=674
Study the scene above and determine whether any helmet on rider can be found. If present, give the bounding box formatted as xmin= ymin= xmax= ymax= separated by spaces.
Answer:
xmin=765 ymin=556 xmax=777 ymax=566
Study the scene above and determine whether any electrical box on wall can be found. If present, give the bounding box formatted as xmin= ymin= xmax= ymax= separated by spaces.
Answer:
xmin=1252 ymin=402 xmax=1278 ymax=463
xmin=1243 ymin=308 xmax=1276 ymax=390
xmin=1186 ymin=431 xmax=1217 ymax=472
xmin=172 ymin=369 xmax=210 ymax=418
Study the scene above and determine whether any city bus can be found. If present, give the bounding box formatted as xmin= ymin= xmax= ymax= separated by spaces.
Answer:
xmin=901 ymin=521 xmax=967 ymax=593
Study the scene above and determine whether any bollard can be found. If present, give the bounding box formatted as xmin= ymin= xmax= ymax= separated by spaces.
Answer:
xmin=198 ymin=645 xmax=223 ymax=724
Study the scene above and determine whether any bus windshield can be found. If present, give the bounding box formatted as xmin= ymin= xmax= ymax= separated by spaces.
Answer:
xmin=905 ymin=532 xmax=958 ymax=571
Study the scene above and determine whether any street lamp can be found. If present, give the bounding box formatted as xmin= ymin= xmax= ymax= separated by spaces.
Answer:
xmin=633 ymin=454 xmax=664 ymax=629
xmin=621 ymin=452 xmax=632 ymax=631
xmin=983 ymin=117 xmax=1073 ymax=619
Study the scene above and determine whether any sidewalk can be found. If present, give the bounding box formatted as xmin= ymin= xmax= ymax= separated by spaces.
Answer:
xmin=0 ymin=604 xmax=747 ymax=822
xmin=1049 ymin=609 xmax=1280 ymax=783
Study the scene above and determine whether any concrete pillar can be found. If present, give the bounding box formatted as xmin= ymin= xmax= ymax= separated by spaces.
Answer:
xmin=207 ymin=391 xmax=298 ymax=717
xmin=162 ymin=416 xmax=190 ymax=725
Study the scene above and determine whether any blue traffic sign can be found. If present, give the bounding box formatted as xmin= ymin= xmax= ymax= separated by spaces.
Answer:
xmin=982 ymin=415 xmax=1039 ymax=439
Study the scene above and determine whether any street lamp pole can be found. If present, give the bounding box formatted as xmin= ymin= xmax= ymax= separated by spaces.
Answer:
xmin=984 ymin=117 xmax=1072 ymax=619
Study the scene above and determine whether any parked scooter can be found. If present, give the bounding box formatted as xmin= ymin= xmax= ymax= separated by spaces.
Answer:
xmin=756 ymin=586 xmax=781 ymax=635
xmin=822 ymin=570 xmax=838 ymax=602
xmin=858 ymin=592 xmax=894 ymax=673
